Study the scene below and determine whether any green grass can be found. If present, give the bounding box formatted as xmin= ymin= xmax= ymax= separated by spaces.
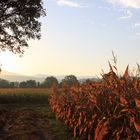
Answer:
xmin=0 ymin=93 xmax=49 ymax=105
xmin=38 ymin=106 xmax=74 ymax=140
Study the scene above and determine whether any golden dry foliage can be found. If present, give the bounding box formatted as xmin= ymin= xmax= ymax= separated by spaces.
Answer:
xmin=49 ymin=65 xmax=140 ymax=140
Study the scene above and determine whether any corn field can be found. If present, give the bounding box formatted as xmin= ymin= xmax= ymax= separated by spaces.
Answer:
xmin=49 ymin=64 xmax=140 ymax=139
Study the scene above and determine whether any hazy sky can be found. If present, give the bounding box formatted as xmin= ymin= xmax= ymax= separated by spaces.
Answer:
xmin=0 ymin=0 xmax=140 ymax=76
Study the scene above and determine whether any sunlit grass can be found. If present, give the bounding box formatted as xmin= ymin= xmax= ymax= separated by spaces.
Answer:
xmin=0 ymin=88 xmax=50 ymax=94
xmin=0 ymin=88 xmax=50 ymax=105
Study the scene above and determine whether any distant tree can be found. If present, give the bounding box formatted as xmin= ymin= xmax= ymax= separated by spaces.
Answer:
xmin=14 ymin=82 xmax=19 ymax=88
xmin=0 ymin=0 xmax=45 ymax=54
xmin=0 ymin=79 xmax=10 ymax=88
xmin=41 ymin=76 xmax=58 ymax=88
xmin=83 ymin=78 xmax=101 ymax=84
xmin=85 ymin=79 xmax=92 ymax=84
xmin=37 ymin=82 xmax=40 ymax=88
xmin=19 ymin=81 xmax=26 ymax=88
xmin=61 ymin=75 xmax=79 ymax=87
xmin=26 ymin=80 xmax=37 ymax=88
xmin=19 ymin=80 xmax=37 ymax=88
xmin=9 ymin=82 xmax=15 ymax=88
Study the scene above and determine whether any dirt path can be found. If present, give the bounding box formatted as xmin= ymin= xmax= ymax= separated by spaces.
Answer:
xmin=0 ymin=108 xmax=55 ymax=140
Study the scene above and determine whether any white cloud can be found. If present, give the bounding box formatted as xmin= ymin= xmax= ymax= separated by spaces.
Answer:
xmin=136 ymin=32 xmax=140 ymax=36
xmin=107 ymin=0 xmax=140 ymax=9
xmin=119 ymin=10 xmax=133 ymax=19
xmin=56 ymin=0 xmax=81 ymax=8
xmin=134 ymin=23 xmax=140 ymax=27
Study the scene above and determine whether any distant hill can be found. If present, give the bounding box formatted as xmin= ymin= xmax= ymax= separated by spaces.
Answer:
xmin=0 ymin=71 xmax=44 ymax=82
xmin=0 ymin=71 xmax=97 ymax=83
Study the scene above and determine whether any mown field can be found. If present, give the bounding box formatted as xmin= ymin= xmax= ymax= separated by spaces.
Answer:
xmin=0 ymin=88 xmax=74 ymax=140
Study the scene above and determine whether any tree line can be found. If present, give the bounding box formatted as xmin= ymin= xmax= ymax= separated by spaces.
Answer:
xmin=0 ymin=75 xmax=85 ymax=88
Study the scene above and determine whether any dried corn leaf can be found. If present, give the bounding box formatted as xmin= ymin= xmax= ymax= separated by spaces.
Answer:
xmin=94 ymin=119 xmax=108 ymax=140
xmin=123 ymin=65 xmax=129 ymax=79
xmin=134 ymin=121 xmax=140 ymax=133
xmin=135 ymin=98 xmax=140 ymax=109
xmin=120 ymin=97 xmax=127 ymax=106
xmin=74 ymin=126 xmax=77 ymax=138
xmin=108 ymin=61 xmax=113 ymax=72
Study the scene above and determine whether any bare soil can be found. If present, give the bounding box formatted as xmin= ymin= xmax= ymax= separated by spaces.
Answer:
xmin=0 ymin=107 xmax=55 ymax=140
